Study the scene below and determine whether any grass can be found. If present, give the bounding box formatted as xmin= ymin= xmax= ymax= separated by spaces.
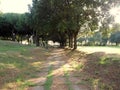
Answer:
xmin=99 ymin=56 xmax=120 ymax=65
xmin=44 ymin=65 xmax=53 ymax=90
xmin=0 ymin=40 xmax=34 ymax=52
xmin=0 ymin=40 xmax=49 ymax=89
xmin=72 ymin=61 xmax=84 ymax=70
xmin=1 ymin=40 xmax=120 ymax=90
xmin=79 ymin=45 xmax=120 ymax=48
xmin=66 ymin=47 xmax=120 ymax=90
xmin=77 ymin=46 xmax=120 ymax=54
xmin=63 ymin=67 xmax=73 ymax=90
xmin=16 ymin=79 xmax=37 ymax=89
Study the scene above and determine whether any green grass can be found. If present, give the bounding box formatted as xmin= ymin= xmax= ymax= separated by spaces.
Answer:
xmin=99 ymin=56 xmax=120 ymax=65
xmin=80 ymin=45 xmax=120 ymax=48
xmin=0 ymin=40 xmax=34 ymax=52
xmin=0 ymin=40 xmax=48 ymax=89
xmin=63 ymin=67 xmax=73 ymax=90
xmin=19 ymin=81 xmax=37 ymax=89
xmin=74 ymin=63 xmax=84 ymax=70
xmin=44 ymin=65 xmax=53 ymax=90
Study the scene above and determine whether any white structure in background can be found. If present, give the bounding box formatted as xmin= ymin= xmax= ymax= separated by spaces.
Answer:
xmin=48 ymin=40 xmax=60 ymax=46
xmin=22 ymin=40 xmax=28 ymax=45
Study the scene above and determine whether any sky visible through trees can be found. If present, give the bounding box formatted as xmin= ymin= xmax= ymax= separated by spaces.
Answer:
xmin=0 ymin=0 xmax=32 ymax=13
xmin=0 ymin=0 xmax=120 ymax=48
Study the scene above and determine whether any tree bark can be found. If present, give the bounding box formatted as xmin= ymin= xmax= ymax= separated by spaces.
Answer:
xmin=36 ymin=34 xmax=39 ymax=46
xmin=68 ymin=34 xmax=73 ymax=48
xmin=70 ymin=36 xmax=73 ymax=48
xmin=73 ymin=33 xmax=77 ymax=50
xmin=116 ymin=42 xmax=118 ymax=46
xmin=68 ymin=35 xmax=71 ymax=47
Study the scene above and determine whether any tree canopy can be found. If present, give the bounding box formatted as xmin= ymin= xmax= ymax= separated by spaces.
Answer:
xmin=29 ymin=0 xmax=120 ymax=48
xmin=0 ymin=13 xmax=33 ymax=41
xmin=0 ymin=0 xmax=120 ymax=47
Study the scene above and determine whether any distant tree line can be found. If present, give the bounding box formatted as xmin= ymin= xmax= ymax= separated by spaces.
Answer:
xmin=0 ymin=0 xmax=120 ymax=48
xmin=77 ymin=30 xmax=120 ymax=46
xmin=0 ymin=13 xmax=33 ymax=43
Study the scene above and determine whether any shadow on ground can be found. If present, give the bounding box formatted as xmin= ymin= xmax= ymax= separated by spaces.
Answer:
xmin=65 ymin=49 xmax=120 ymax=90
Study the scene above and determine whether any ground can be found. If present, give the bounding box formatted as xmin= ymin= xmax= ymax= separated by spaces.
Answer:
xmin=0 ymin=40 xmax=120 ymax=90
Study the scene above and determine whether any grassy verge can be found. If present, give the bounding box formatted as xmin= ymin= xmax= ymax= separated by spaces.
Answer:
xmin=44 ymin=65 xmax=53 ymax=90
xmin=0 ymin=40 xmax=34 ymax=52
xmin=0 ymin=40 xmax=49 ymax=89
xmin=65 ymin=48 xmax=120 ymax=90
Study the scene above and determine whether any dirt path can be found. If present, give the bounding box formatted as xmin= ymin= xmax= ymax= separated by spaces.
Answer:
xmin=28 ymin=49 xmax=89 ymax=90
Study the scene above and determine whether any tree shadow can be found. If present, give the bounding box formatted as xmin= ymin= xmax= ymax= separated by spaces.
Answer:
xmin=66 ymin=49 xmax=120 ymax=90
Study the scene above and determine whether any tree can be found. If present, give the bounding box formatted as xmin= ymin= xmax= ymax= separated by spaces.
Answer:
xmin=30 ymin=0 xmax=120 ymax=48
xmin=0 ymin=13 xmax=33 ymax=42
xmin=110 ymin=31 xmax=120 ymax=46
xmin=0 ymin=17 xmax=13 ymax=39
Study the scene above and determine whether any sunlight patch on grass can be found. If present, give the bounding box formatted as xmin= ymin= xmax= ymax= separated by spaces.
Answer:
xmin=77 ymin=46 xmax=120 ymax=54
xmin=66 ymin=61 xmax=84 ymax=71
xmin=92 ymin=79 xmax=99 ymax=90
xmin=0 ymin=63 xmax=16 ymax=69
xmin=72 ymin=61 xmax=84 ymax=70
xmin=4 ymin=80 xmax=37 ymax=89
xmin=31 ymin=62 xmax=42 ymax=67
xmin=99 ymin=57 xmax=110 ymax=65
xmin=99 ymin=56 xmax=120 ymax=65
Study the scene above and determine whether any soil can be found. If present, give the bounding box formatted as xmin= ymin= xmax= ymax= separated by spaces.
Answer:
xmin=5 ymin=47 xmax=118 ymax=90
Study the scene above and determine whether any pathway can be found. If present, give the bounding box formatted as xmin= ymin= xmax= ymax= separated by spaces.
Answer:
xmin=28 ymin=49 xmax=89 ymax=90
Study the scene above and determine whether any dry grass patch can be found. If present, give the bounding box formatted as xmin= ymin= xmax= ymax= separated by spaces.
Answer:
xmin=65 ymin=48 xmax=120 ymax=90
xmin=0 ymin=40 xmax=51 ymax=89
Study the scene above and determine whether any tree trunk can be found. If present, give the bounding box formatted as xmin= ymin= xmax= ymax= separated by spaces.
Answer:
xmin=116 ymin=42 xmax=118 ymax=46
xmin=60 ymin=41 xmax=65 ymax=48
xmin=68 ymin=36 xmax=71 ymax=47
xmin=73 ymin=33 xmax=77 ymax=50
xmin=70 ymin=36 xmax=73 ymax=48
xmin=36 ymin=35 xmax=39 ymax=46
xmin=69 ymin=35 xmax=73 ymax=48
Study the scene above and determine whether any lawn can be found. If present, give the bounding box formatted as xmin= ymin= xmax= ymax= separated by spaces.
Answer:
xmin=0 ymin=40 xmax=50 ymax=89
xmin=0 ymin=40 xmax=120 ymax=90
xmin=77 ymin=46 xmax=120 ymax=54
xmin=65 ymin=46 xmax=120 ymax=90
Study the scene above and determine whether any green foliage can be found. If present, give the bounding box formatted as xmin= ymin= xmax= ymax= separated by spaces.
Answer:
xmin=29 ymin=0 xmax=120 ymax=47
xmin=30 ymin=0 xmax=105 ymax=48
xmin=0 ymin=13 xmax=32 ymax=40
xmin=110 ymin=31 xmax=120 ymax=45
